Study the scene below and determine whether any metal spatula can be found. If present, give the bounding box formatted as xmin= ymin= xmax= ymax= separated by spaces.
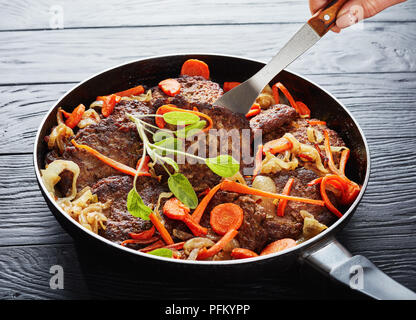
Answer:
xmin=214 ymin=0 xmax=348 ymax=114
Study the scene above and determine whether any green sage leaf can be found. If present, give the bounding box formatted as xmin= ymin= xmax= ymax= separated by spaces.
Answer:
xmin=160 ymin=156 xmax=179 ymax=172
xmin=176 ymin=120 xmax=206 ymax=138
xmin=127 ymin=188 xmax=152 ymax=220
xmin=163 ymin=111 xmax=199 ymax=126
xmin=205 ymin=155 xmax=240 ymax=178
xmin=147 ymin=248 xmax=173 ymax=258
xmin=153 ymin=130 xmax=173 ymax=143
xmin=153 ymin=137 xmax=183 ymax=156
xmin=167 ymin=173 xmax=198 ymax=209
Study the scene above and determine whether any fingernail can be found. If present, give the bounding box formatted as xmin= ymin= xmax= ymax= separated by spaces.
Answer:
xmin=336 ymin=12 xmax=359 ymax=29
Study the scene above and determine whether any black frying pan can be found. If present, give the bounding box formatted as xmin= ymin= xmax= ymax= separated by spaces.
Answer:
xmin=33 ymin=54 xmax=416 ymax=299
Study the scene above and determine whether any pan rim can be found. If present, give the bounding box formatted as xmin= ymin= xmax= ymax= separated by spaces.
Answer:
xmin=33 ymin=52 xmax=371 ymax=265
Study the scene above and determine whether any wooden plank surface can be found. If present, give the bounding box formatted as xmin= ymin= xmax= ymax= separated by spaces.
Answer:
xmin=1 ymin=22 xmax=415 ymax=85
xmin=0 ymin=0 xmax=413 ymax=31
xmin=0 ymin=242 xmax=370 ymax=300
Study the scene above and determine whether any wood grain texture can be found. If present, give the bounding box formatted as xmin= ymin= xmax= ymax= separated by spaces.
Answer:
xmin=0 ymin=242 xmax=370 ymax=300
xmin=0 ymin=22 xmax=415 ymax=85
xmin=1 ymin=73 xmax=415 ymax=154
xmin=0 ymin=0 xmax=413 ymax=31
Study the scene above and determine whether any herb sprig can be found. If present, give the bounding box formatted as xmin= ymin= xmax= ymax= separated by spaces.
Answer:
xmin=126 ymin=110 xmax=240 ymax=218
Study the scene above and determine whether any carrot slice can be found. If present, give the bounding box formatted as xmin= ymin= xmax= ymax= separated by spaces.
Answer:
xmin=210 ymin=203 xmax=244 ymax=235
xmin=272 ymin=84 xmax=280 ymax=104
xmin=114 ymin=85 xmax=145 ymax=97
xmin=231 ymin=248 xmax=259 ymax=259
xmin=159 ymin=79 xmax=181 ymax=97
xmin=97 ymin=94 xmax=121 ymax=117
xmin=180 ymin=59 xmax=210 ymax=79
xmin=245 ymin=103 xmax=261 ymax=118
xmin=260 ymin=238 xmax=296 ymax=255
xmin=299 ymin=153 xmax=314 ymax=161
xmin=307 ymin=120 xmax=327 ymax=126
xmin=136 ymin=155 xmax=150 ymax=174
xmin=164 ymin=241 xmax=185 ymax=250
xmin=155 ymin=104 xmax=213 ymax=132
xmin=295 ymin=101 xmax=311 ymax=118
xmin=198 ymin=188 xmax=211 ymax=198
xmin=323 ymin=130 xmax=341 ymax=175
xmin=273 ymin=82 xmax=297 ymax=109
xmin=220 ymin=180 xmax=325 ymax=206
xmin=71 ymin=139 xmax=150 ymax=177
xmin=339 ymin=149 xmax=350 ymax=176
xmin=155 ymin=104 xmax=174 ymax=129
xmin=252 ymin=144 xmax=263 ymax=178
xmin=129 ymin=226 xmax=155 ymax=240
xmin=263 ymin=137 xmax=292 ymax=155
xmin=120 ymin=236 xmax=160 ymax=247
xmin=163 ymin=198 xmax=207 ymax=236
xmin=307 ymin=177 xmax=323 ymax=187
xmin=149 ymin=212 xmax=174 ymax=245
xmin=191 ymin=183 xmax=222 ymax=224
xmin=197 ymin=229 xmax=238 ymax=260
xmin=64 ymin=104 xmax=85 ymax=129
xmin=272 ymin=82 xmax=310 ymax=117
xmin=320 ymin=175 xmax=344 ymax=218
xmin=223 ymin=82 xmax=241 ymax=92
xmin=139 ymin=239 xmax=165 ymax=252
xmin=276 ymin=178 xmax=295 ymax=217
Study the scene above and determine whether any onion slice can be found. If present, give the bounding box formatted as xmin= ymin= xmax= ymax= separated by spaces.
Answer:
xmin=41 ymin=160 xmax=80 ymax=201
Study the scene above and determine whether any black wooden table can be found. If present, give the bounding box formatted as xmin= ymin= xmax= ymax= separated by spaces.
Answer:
xmin=1 ymin=0 xmax=415 ymax=300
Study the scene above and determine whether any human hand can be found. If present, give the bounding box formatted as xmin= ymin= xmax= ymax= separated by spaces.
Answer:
xmin=309 ymin=0 xmax=407 ymax=32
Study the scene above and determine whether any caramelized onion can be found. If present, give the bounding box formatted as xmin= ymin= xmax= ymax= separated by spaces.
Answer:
xmin=300 ymin=210 xmax=327 ymax=240
xmin=78 ymin=109 xmax=101 ymax=128
xmin=252 ymin=175 xmax=278 ymax=215
xmin=41 ymin=160 xmax=80 ymax=201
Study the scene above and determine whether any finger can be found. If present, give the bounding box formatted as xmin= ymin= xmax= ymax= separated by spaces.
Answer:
xmin=309 ymin=0 xmax=331 ymax=14
xmin=331 ymin=25 xmax=342 ymax=33
xmin=336 ymin=0 xmax=406 ymax=29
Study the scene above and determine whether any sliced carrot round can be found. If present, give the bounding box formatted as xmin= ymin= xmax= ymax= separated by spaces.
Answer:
xmin=231 ymin=248 xmax=258 ymax=259
xmin=260 ymin=238 xmax=296 ymax=256
xmin=159 ymin=78 xmax=181 ymax=97
xmin=210 ymin=203 xmax=244 ymax=235
xmin=180 ymin=59 xmax=210 ymax=79
xmin=223 ymin=82 xmax=241 ymax=92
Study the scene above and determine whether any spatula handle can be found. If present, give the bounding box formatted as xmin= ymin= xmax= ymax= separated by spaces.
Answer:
xmin=308 ymin=0 xmax=349 ymax=36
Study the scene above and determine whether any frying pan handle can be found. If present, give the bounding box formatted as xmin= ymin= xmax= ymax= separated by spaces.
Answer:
xmin=300 ymin=237 xmax=416 ymax=300
xmin=308 ymin=0 xmax=349 ymax=36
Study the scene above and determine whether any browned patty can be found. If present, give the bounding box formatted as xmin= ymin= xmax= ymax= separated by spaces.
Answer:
xmin=92 ymin=175 xmax=167 ymax=244
xmin=46 ymin=100 xmax=154 ymax=191
xmin=285 ymin=118 xmax=345 ymax=148
xmin=151 ymin=75 xmax=223 ymax=109
xmin=249 ymin=104 xmax=297 ymax=140
xmin=265 ymin=167 xmax=336 ymax=224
